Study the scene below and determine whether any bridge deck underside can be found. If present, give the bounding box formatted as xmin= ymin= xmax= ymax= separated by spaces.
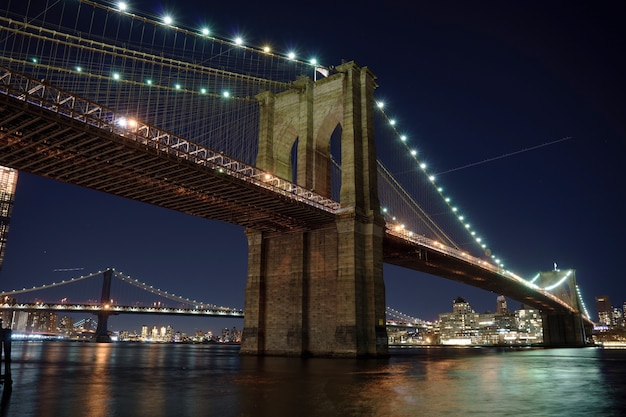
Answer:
xmin=0 ymin=94 xmax=335 ymax=232
xmin=383 ymin=234 xmax=573 ymax=313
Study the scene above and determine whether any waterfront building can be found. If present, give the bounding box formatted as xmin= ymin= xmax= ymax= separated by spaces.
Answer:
xmin=438 ymin=297 xmax=543 ymax=345
xmin=59 ymin=315 xmax=76 ymax=337
xmin=516 ymin=307 xmax=543 ymax=343
xmin=439 ymin=297 xmax=482 ymax=345
xmin=11 ymin=310 xmax=58 ymax=333
xmin=0 ymin=166 xmax=17 ymax=271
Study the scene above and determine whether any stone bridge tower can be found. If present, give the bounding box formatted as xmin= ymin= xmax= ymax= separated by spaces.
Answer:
xmin=241 ymin=62 xmax=388 ymax=357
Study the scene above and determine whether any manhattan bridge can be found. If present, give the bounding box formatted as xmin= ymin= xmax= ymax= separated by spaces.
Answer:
xmin=0 ymin=0 xmax=592 ymax=357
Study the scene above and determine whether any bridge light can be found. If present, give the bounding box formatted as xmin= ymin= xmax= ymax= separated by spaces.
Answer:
xmin=389 ymin=119 xmax=396 ymax=126
xmin=452 ymin=207 xmax=458 ymax=212
xmin=287 ymin=52 xmax=296 ymax=60
xmin=175 ymin=84 xmax=181 ymax=90
xmin=163 ymin=15 xmax=173 ymax=25
xmin=429 ymin=175 xmax=435 ymax=182
xmin=234 ymin=37 xmax=243 ymax=46
xmin=117 ymin=2 xmax=127 ymax=11
xmin=400 ymin=135 xmax=407 ymax=142
xmin=222 ymin=91 xmax=230 ymax=98
xmin=263 ymin=45 xmax=271 ymax=53
xmin=420 ymin=163 xmax=427 ymax=169
xmin=376 ymin=101 xmax=385 ymax=109
xmin=200 ymin=88 xmax=207 ymax=94
xmin=146 ymin=79 xmax=152 ymax=85
xmin=310 ymin=58 xmax=318 ymax=65
xmin=76 ymin=66 xmax=82 ymax=72
xmin=411 ymin=149 xmax=417 ymax=156
xmin=112 ymin=72 xmax=121 ymax=80
xmin=201 ymin=27 xmax=210 ymax=36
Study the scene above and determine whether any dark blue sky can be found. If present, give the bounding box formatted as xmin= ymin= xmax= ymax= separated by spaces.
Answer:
xmin=1 ymin=1 xmax=624 ymax=333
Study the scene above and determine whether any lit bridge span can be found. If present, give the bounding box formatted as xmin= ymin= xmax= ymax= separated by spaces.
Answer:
xmin=0 ymin=1 xmax=592 ymax=355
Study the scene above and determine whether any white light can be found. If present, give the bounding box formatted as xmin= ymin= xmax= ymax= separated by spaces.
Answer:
xmin=175 ymin=84 xmax=181 ymax=89
xmin=287 ymin=52 xmax=296 ymax=60
xmin=234 ymin=37 xmax=243 ymax=45
xmin=429 ymin=175 xmax=435 ymax=181
xmin=263 ymin=46 xmax=271 ymax=53
xmin=452 ymin=207 xmax=458 ymax=212
xmin=76 ymin=66 xmax=82 ymax=72
xmin=458 ymin=215 xmax=464 ymax=221
xmin=201 ymin=27 xmax=210 ymax=36
xmin=200 ymin=88 xmax=207 ymax=94
xmin=410 ymin=149 xmax=417 ymax=156
xmin=310 ymin=58 xmax=318 ymax=65
xmin=420 ymin=163 xmax=426 ymax=169
xmin=163 ymin=15 xmax=173 ymax=25
xmin=389 ymin=119 xmax=396 ymax=126
xmin=146 ymin=79 xmax=152 ymax=85
xmin=400 ymin=135 xmax=407 ymax=141
xmin=223 ymin=91 xmax=230 ymax=98
xmin=437 ymin=187 xmax=443 ymax=192
xmin=112 ymin=72 xmax=120 ymax=80
xmin=377 ymin=101 xmax=385 ymax=108
xmin=118 ymin=2 xmax=127 ymax=11
xmin=476 ymin=237 xmax=482 ymax=243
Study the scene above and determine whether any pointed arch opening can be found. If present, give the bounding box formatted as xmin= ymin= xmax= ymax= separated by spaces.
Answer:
xmin=329 ymin=125 xmax=342 ymax=201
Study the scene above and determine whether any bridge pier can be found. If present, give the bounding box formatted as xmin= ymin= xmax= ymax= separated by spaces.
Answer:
xmin=94 ymin=269 xmax=113 ymax=343
xmin=241 ymin=62 xmax=388 ymax=357
xmin=541 ymin=311 xmax=587 ymax=347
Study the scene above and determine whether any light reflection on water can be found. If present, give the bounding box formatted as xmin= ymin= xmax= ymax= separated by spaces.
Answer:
xmin=2 ymin=342 xmax=625 ymax=417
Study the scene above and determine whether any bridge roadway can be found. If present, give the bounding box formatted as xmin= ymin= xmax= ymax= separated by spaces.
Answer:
xmin=0 ymin=68 xmax=587 ymax=320
xmin=0 ymin=68 xmax=337 ymax=233
xmin=0 ymin=302 xmax=244 ymax=318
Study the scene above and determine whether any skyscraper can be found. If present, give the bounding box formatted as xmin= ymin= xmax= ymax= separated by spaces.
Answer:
xmin=0 ymin=166 xmax=18 ymax=270
xmin=496 ymin=295 xmax=508 ymax=314
xmin=596 ymin=295 xmax=612 ymax=326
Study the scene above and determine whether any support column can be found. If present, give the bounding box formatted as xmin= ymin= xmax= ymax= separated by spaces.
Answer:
xmin=94 ymin=268 xmax=113 ymax=343
xmin=541 ymin=311 xmax=587 ymax=347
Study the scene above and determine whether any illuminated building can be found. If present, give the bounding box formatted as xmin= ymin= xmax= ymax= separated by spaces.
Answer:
xmin=596 ymin=296 xmax=612 ymax=326
xmin=438 ymin=297 xmax=482 ymax=345
xmin=438 ymin=296 xmax=543 ymax=345
xmin=0 ymin=166 xmax=17 ymax=270
xmin=516 ymin=308 xmax=543 ymax=343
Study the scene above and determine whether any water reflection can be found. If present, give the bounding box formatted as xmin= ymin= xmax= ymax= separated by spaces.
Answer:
xmin=3 ymin=343 xmax=626 ymax=417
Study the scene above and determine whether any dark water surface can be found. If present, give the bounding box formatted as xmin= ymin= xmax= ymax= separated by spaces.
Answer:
xmin=2 ymin=342 xmax=626 ymax=416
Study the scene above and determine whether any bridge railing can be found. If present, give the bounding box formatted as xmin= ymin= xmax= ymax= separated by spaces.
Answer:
xmin=0 ymin=67 xmax=341 ymax=213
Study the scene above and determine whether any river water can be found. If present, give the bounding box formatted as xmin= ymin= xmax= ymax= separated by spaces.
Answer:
xmin=2 ymin=342 xmax=626 ymax=417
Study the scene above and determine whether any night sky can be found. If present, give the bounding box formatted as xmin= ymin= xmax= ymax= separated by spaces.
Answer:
xmin=1 ymin=1 xmax=624 ymax=334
